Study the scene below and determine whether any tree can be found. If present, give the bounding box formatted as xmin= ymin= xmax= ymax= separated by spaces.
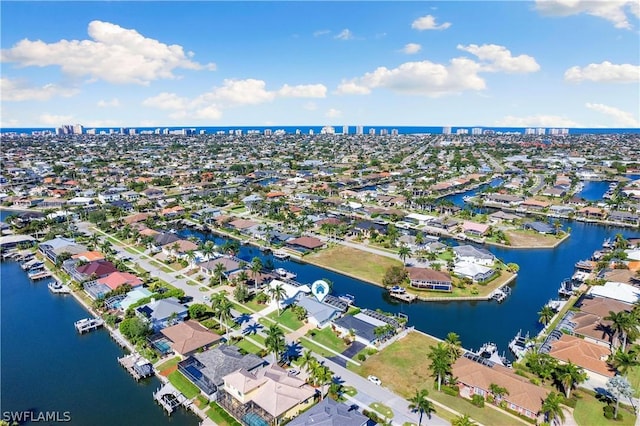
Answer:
xmin=119 ymin=317 xmax=150 ymax=343
xmin=314 ymin=365 xmax=333 ymax=400
xmin=398 ymin=245 xmax=412 ymax=265
xmin=538 ymin=306 xmax=555 ymax=326
xmin=540 ymin=392 xmax=565 ymax=425
xmin=554 ymin=361 xmax=587 ymax=398
xmin=188 ymin=303 xmax=208 ymax=320
xmin=604 ymin=310 xmax=637 ymax=352
xmin=428 ymin=342 xmax=452 ymax=391
xmin=607 ymin=375 xmax=635 ymax=420
xmin=250 ymin=257 xmax=263 ymax=292
xmin=488 ymin=383 xmax=509 ymax=403
xmin=382 ymin=265 xmax=408 ymax=289
xmin=609 ymin=349 xmax=640 ymax=376
xmin=211 ymin=294 xmax=233 ymax=336
xmin=451 ymin=414 xmax=477 ymax=426
xmin=265 ymin=324 xmax=285 ymax=364
xmin=299 ymin=349 xmax=316 ymax=374
xmin=213 ymin=263 xmax=227 ymax=286
xmin=408 ymin=389 xmax=434 ymax=425
xmin=267 ymin=282 xmax=287 ymax=316
xmin=233 ymin=283 xmax=250 ymax=303
xmin=444 ymin=332 xmax=463 ymax=361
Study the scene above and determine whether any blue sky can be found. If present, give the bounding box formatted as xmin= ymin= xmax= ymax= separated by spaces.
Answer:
xmin=1 ymin=1 xmax=639 ymax=128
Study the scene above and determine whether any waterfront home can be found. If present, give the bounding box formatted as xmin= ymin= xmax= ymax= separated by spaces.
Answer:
xmin=287 ymin=397 xmax=368 ymax=426
xmin=608 ymin=210 xmax=639 ymax=226
xmin=461 ymin=221 xmax=490 ymax=237
xmin=519 ymin=199 xmax=549 ymax=212
xmin=577 ymin=206 xmax=607 ymax=220
xmin=178 ymin=344 xmax=265 ymax=400
xmin=67 ymin=259 xmax=118 ymax=282
xmin=588 ymin=282 xmax=640 ymax=304
xmin=158 ymin=320 xmax=222 ymax=357
xmin=286 ymin=236 xmax=324 ymax=252
xmin=296 ymin=296 xmax=341 ymax=328
xmin=150 ymin=232 xmax=181 ymax=251
xmin=488 ymin=211 xmax=522 ymax=224
xmin=333 ymin=311 xmax=396 ymax=347
xmin=106 ymin=287 xmax=152 ymax=311
xmin=199 ymin=257 xmax=242 ymax=279
xmin=548 ymin=334 xmax=614 ymax=380
xmin=549 ymin=205 xmax=575 ymax=216
xmin=452 ymin=245 xmax=495 ymax=266
xmin=72 ymin=251 xmax=105 ymax=263
xmin=219 ymin=364 xmax=316 ymax=426
xmin=266 ymin=279 xmax=311 ymax=308
xmin=429 ymin=217 xmax=459 ymax=233
xmin=228 ymin=218 xmax=259 ymax=232
xmin=0 ymin=234 xmax=36 ymax=250
xmin=406 ymin=267 xmax=453 ymax=292
xmin=484 ymin=193 xmax=524 ymax=207
xmin=39 ymin=237 xmax=87 ymax=264
xmin=566 ymin=311 xmax=612 ymax=348
xmin=97 ymin=271 xmax=143 ymax=291
xmin=404 ymin=212 xmax=435 ymax=226
xmin=161 ymin=239 xmax=198 ymax=259
xmin=453 ymin=355 xmax=548 ymax=421
xmin=523 ymin=221 xmax=555 ymax=234
xmin=352 ymin=220 xmax=387 ymax=238
xmin=136 ymin=297 xmax=188 ymax=332
xmin=453 ymin=262 xmax=495 ymax=283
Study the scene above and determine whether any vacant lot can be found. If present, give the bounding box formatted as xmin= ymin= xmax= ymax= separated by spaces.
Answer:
xmin=306 ymin=246 xmax=401 ymax=285
xmin=505 ymin=230 xmax=565 ymax=248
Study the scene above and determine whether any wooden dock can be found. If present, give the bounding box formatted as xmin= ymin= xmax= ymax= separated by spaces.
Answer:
xmin=74 ymin=317 xmax=104 ymax=334
xmin=118 ymin=353 xmax=154 ymax=381
xmin=28 ymin=271 xmax=52 ymax=281
xmin=48 ymin=281 xmax=71 ymax=294
xmin=153 ymin=382 xmax=188 ymax=415
xmin=389 ymin=291 xmax=417 ymax=303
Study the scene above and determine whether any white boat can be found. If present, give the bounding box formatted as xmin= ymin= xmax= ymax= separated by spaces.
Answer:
xmin=474 ymin=342 xmax=511 ymax=367
xmin=273 ymin=250 xmax=289 ymax=260
xmin=275 ymin=268 xmax=297 ymax=280
xmin=48 ymin=281 xmax=71 ymax=294
xmin=338 ymin=294 xmax=355 ymax=305
xmin=508 ymin=330 xmax=534 ymax=360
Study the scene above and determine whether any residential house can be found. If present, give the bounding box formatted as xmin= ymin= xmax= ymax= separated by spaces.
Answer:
xmin=407 ymin=267 xmax=453 ymax=292
xmin=287 ymin=397 xmax=368 ymax=426
xmin=484 ymin=194 xmax=524 ymax=207
xmin=219 ymin=364 xmax=316 ymax=426
xmin=199 ymin=257 xmax=242 ymax=279
xmin=453 ymin=262 xmax=495 ymax=282
xmin=548 ymin=334 xmax=614 ymax=380
xmin=296 ymin=296 xmax=341 ymax=328
xmin=523 ymin=222 xmax=555 ymax=234
xmin=39 ymin=237 xmax=87 ymax=265
xmin=520 ymin=199 xmax=549 ymax=212
xmin=461 ymin=221 xmax=490 ymax=237
xmin=453 ymin=355 xmax=548 ymax=421
xmin=453 ymin=245 xmax=495 ymax=266
xmin=266 ymin=280 xmax=311 ymax=308
xmin=161 ymin=239 xmax=199 ymax=258
xmin=578 ymin=206 xmax=607 ymax=220
xmin=66 ymin=259 xmax=117 ymax=283
xmin=177 ymin=344 xmax=266 ymax=399
xmin=608 ymin=211 xmax=639 ymax=226
xmin=286 ymin=236 xmax=324 ymax=252
xmin=159 ymin=320 xmax=223 ymax=357
xmin=333 ymin=311 xmax=396 ymax=347
xmin=136 ymin=297 xmax=188 ymax=332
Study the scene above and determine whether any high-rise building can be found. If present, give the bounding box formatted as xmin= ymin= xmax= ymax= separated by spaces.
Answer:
xmin=472 ymin=127 xmax=483 ymax=135
xmin=536 ymin=128 xmax=546 ymax=135
xmin=369 ymin=128 xmax=376 ymax=135
xmin=356 ymin=125 xmax=364 ymax=135
xmin=525 ymin=128 xmax=536 ymax=135
xmin=391 ymin=129 xmax=399 ymax=136
xmin=342 ymin=125 xmax=349 ymax=135
xmin=380 ymin=128 xmax=388 ymax=136
xmin=73 ymin=124 xmax=84 ymax=135
xmin=264 ymin=129 xmax=272 ymax=136
xmin=442 ymin=126 xmax=452 ymax=135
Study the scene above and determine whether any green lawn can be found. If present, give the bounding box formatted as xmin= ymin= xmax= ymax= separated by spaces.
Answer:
xmin=626 ymin=367 xmax=640 ymax=398
xmin=167 ymin=371 xmax=200 ymax=399
xmin=299 ymin=337 xmax=339 ymax=358
xmin=249 ymin=333 xmax=266 ymax=346
xmin=306 ymin=245 xmax=402 ymax=285
xmin=124 ymin=247 xmax=141 ymax=255
xmin=306 ymin=327 xmax=347 ymax=353
xmin=344 ymin=386 xmax=358 ymax=396
xmin=236 ymin=338 xmax=264 ymax=354
xmin=206 ymin=402 xmax=242 ymax=426
xmin=243 ymin=298 xmax=268 ymax=313
xmin=231 ymin=301 xmax=252 ymax=315
xmin=574 ymin=389 xmax=636 ymax=426
xmin=266 ymin=309 xmax=304 ymax=331
xmin=156 ymin=356 xmax=181 ymax=372
xmin=370 ymin=402 xmax=393 ymax=420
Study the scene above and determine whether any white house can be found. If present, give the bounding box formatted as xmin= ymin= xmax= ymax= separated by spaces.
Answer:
xmin=453 ymin=261 xmax=495 ymax=282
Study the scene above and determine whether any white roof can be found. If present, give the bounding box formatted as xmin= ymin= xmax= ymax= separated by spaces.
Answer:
xmin=588 ymin=282 xmax=640 ymax=304
xmin=624 ymin=249 xmax=640 ymax=261
xmin=406 ymin=213 xmax=434 ymax=222
xmin=453 ymin=261 xmax=493 ymax=275
xmin=354 ymin=312 xmax=387 ymax=327
xmin=268 ymin=279 xmax=310 ymax=301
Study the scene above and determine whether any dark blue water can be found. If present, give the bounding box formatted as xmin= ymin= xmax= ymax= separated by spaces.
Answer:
xmin=178 ymin=221 xmax=638 ymax=358
xmin=2 ymin=126 xmax=639 ymax=136
xmin=578 ymin=180 xmax=612 ymax=201
xmin=443 ymin=177 xmax=504 ymax=207
xmin=0 ymin=238 xmax=199 ymax=423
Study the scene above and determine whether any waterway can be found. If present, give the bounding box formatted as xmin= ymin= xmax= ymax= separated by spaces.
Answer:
xmin=0 ymin=223 xmax=199 ymax=423
xmin=578 ymin=180 xmax=612 ymax=201
xmin=443 ymin=177 xmax=504 ymax=207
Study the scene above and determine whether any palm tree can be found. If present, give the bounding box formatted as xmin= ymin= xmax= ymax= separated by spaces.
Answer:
xmin=407 ymin=389 xmax=434 ymax=425
xmin=211 ymin=294 xmax=233 ymax=336
xmin=265 ymin=324 xmax=285 ymax=364
xmin=88 ymin=233 xmax=100 ymax=249
xmin=315 ymin=365 xmax=333 ymax=400
xmin=100 ymin=239 xmax=113 ymax=255
xmin=451 ymin=414 xmax=477 ymax=426
xmin=213 ymin=263 xmax=227 ymax=286
xmin=398 ymin=244 xmax=412 ymax=265
xmin=604 ymin=310 xmax=637 ymax=351
xmin=185 ymin=249 xmax=196 ymax=267
xmin=538 ymin=306 xmax=555 ymax=326
xmin=488 ymin=383 xmax=509 ymax=403
xmin=299 ymin=349 xmax=316 ymax=374
xmin=609 ymin=349 xmax=640 ymax=376
xmin=428 ymin=342 xmax=452 ymax=391
xmin=201 ymin=240 xmax=215 ymax=260
xmin=444 ymin=332 xmax=463 ymax=361
xmin=267 ymin=282 xmax=287 ymax=316
xmin=250 ymin=257 xmax=263 ymax=292
xmin=555 ymin=361 xmax=587 ymax=398
xmin=540 ymin=391 xmax=565 ymax=425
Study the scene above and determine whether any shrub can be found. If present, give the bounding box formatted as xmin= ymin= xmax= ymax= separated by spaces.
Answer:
xmin=603 ymin=405 xmax=614 ymax=420
xmin=442 ymin=385 xmax=459 ymax=397
xmin=357 ymin=353 xmax=366 ymax=361
xmin=471 ymin=394 xmax=485 ymax=407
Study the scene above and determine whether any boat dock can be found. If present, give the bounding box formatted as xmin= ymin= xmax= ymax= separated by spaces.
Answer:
xmin=273 ymin=250 xmax=290 ymax=260
xmin=153 ymin=382 xmax=188 ymax=415
xmin=388 ymin=287 xmax=417 ymax=303
xmin=74 ymin=317 xmax=104 ymax=334
xmin=48 ymin=281 xmax=71 ymax=294
xmin=118 ymin=353 xmax=154 ymax=381
xmin=491 ymin=286 xmax=511 ymax=303
xmin=28 ymin=270 xmax=52 ymax=280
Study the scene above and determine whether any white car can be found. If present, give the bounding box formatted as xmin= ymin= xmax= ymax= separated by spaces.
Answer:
xmin=367 ymin=375 xmax=382 ymax=386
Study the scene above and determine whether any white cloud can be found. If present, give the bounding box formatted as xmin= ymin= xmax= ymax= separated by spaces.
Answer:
xmin=141 ymin=92 xmax=189 ymax=110
xmin=1 ymin=77 xmax=78 ymax=101
xmin=586 ymin=102 xmax=639 ymax=127
xmin=334 ymin=29 xmax=354 ymax=40
xmin=325 ymin=108 xmax=342 ymax=118
xmin=411 ymin=15 xmax=451 ymax=31
xmin=84 ymin=119 xmax=119 ymax=127
xmin=496 ymin=114 xmax=580 ymax=127
xmin=142 ymin=78 xmax=326 ymax=121
xmin=97 ymin=98 xmax=120 ymax=107
xmin=313 ymin=29 xmax=331 ymax=37
xmin=1 ymin=20 xmax=216 ymax=85
xmin=457 ymin=44 xmax=540 ymax=73
xmin=337 ymin=58 xmax=485 ymax=97
xmin=564 ymin=61 xmax=640 ymax=83
xmin=277 ymin=84 xmax=327 ymax=98
xmin=401 ymin=43 xmax=422 ymax=55
xmin=0 ymin=118 xmax=20 ymax=127
xmin=535 ymin=0 xmax=638 ymax=29
xmin=38 ymin=113 xmax=75 ymax=126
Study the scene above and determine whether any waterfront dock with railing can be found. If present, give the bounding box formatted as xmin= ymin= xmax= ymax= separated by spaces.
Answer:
xmin=74 ymin=317 xmax=104 ymax=334
xmin=118 ymin=353 xmax=154 ymax=381
xmin=153 ymin=382 xmax=188 ymax=415
xmin=48 ymin=281 xmax=71 ymax=294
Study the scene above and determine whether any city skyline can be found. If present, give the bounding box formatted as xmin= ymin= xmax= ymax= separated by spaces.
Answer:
xmin=1 ymin=1 xmax=639 ymax=128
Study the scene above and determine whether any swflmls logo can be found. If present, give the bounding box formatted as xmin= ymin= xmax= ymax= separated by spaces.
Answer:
xmin=2 ymin=411 xmax=71 ymax=423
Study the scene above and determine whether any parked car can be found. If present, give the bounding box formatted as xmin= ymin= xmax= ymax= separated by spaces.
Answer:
xmin=367 ymin=375 xmax=381 ymax=386
xmin=287 ymin=368 xmax=300 ymax=376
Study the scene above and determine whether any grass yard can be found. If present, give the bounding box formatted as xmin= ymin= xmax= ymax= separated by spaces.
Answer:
xmin=167 ymin=370 xmax=200 ymax=399
xmin=242 ymin=298 xmax=268 ymax=313
xmin=266 ymin=309 xmax=304 ymax=331
xmin=206 ymin=402 xmax=242 ymax=426
xmin=405 ymin=270 xmax=515 ymax=299
xmin=124 ymin=246 xmax=140 ymax=255
xmin=156 ymin=356 xmax=181 ymax=372
xmin=505 ymin=229 xmax=566 ymax=248
xmin=351 ymin=331 xmax=517 ymax=426
xmin=299 ymin=337 xmax=340 ymax=358
xmin=626 ymin=366 xmax=640 ymax=398
xmin=343 ymin=386 xmax=357 ymax=396
xmin=574 ymin=389 xmax=636 ymax=426
xmin=307 ymin=327 xmax=348 ymax=353
xmin=231 ymin=301 xmax=253 ymax=315
xmin=306 ymin=245 xmax=402 ymax=285
xmin=236 ymin=338 xmax=264 ymax=354
xmin=370 ymin=402 xmax=394 ymax=420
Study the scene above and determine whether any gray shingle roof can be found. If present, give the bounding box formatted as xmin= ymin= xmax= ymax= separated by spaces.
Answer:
xmin=194 ymin=345 xmax=265 ymax=385
xmin=287 ymin=397 xmax=368 ymax=426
